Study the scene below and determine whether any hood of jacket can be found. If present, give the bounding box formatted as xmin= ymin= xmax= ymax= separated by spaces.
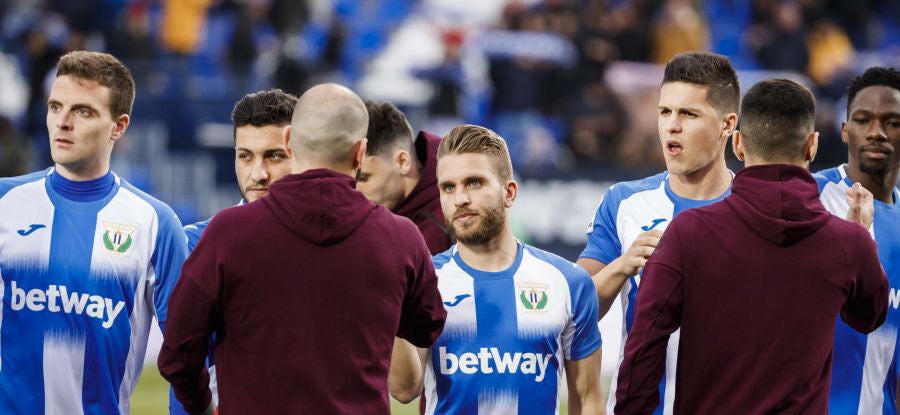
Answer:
xmin=725 ymin=164 xmax=831 ymax=246
xmin=263 ymin=168 xmax=377 ymax=245
xmin=394 ymin=130 xmax=442 ymax=218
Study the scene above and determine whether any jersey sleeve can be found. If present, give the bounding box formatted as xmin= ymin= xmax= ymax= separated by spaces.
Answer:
xmin=562 ymin=266 xmax=602 ymax=360
xmin=579 ymin=186 xmax=622 ymax=265
xmin=149 ymin=207 xmax=189 ymax=332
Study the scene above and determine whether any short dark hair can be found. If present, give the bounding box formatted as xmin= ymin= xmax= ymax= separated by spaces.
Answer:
xmin=364 ymin=101 xmax=413 ymax=156
xmin=56 ymin=51 xmax=135 ymax=118
xmin=739 ymin=79 xmax=816 ymax=161
xmin=662 ymin=52 xmax=740 ymax=115
xmin=232 ymin=89 xmax=298 ymax=132
xmin=846 ymin=67 xmax=900 ymax=115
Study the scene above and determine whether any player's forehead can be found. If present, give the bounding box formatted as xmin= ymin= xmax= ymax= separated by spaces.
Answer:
xmin=849 ymin=86 xmax=900 ymax=115
xmin=48 ymin=75 xmax=112 ymax=112
xmin=437 ymin=153 xmax=497 ymax=182
xmin=234 ymin=124 xmax=288 ymax=152
xmin=658 ymin=81 xmax=715 ymax=112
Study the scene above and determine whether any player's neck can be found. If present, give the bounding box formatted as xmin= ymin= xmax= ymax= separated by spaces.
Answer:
xmin=55 ymin=160 xmax=110 ymax=181
xmin=668 ymin=160 xmax=731 ymax=200
xmin=456 ymin=227 xmax=518 ymax=273
xmin=845 ymin=162 xmax=898 ymax=204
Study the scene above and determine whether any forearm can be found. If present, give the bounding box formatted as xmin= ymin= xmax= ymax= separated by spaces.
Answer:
xmin=593 ymin=258 xmax=629 ymax=319
xmin=388 ymin=338 xmax=425 ymax=403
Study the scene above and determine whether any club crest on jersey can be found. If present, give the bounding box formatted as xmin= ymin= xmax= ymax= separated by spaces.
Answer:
xmin=518 ymin=282 xmax=549 ymax=312
xmin=101 ymin=221 xmax=137 ymax=256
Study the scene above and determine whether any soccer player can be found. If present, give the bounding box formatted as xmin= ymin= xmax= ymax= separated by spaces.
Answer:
xmin=175 ymin=89 xmax=296 ymax=414
xmin=0 ymin=51 xmax=188 ymax=413
xmin=816 ymin=67 xmax=900 ymax=413
xmin=158 ymin=83 xmax=446 ymax=414
xmin=184 ymin=89 xmax=296 ymax=250
xmin=357 ymin=101 xmax=453 ymax=255
xmin=577 ymin=51 xmax=739 ymax=413
xmin=615 ymin=78 xmax=889 ymax=414
xmin=390 ymin=124 xmax=603 ymax=414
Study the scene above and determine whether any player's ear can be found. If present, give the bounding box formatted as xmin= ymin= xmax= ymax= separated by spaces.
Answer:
xmin=806 ymin=131 xmax=819 ymax=163
xmin=352 ymin=138 xmax=368 ymax=170
xmin=722 ymin=112 xmax=738 ymax=140
xmin=110 ymin=114 xmax=129 ymax=142
xmin=840 ymin=121 xmax=849 ymax=144
xmin=282 ymin=125 xmax=292 ymax=153
xmin=732 ymin=130 xmax=745 ymax=162
xmin=395 ymin=150 xmax=412 ymax=175
xmin=504 ymin=179 xmax=517 ymax=207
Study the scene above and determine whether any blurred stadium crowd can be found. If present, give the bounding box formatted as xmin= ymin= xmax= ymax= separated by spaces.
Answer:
xmin=0 ymin=0 xmax=898 ymax=231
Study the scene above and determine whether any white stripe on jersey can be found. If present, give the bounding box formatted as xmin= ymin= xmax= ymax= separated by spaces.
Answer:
xmin=859 ymin=326 xmax=898 ymax=414
xmin=43 ymin=332 xmax=85 ymax=415
xmin=478 ymin=389 xmax=518 ymax=414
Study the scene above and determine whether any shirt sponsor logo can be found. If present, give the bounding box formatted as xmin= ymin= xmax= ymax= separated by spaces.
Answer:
xmin=890 ymin=288 xmax=900 ymax=310
xmin=439 ymin=346 xmax=553 ymax=382
xmin=8 ymin=281 xmax=125 ymax=329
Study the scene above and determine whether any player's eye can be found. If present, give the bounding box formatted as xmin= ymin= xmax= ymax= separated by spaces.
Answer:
xmin=853 ymin=118 xmax=869 ymax=125
xmin=75 ymin=108 xmax=93 ymax=117
xmin=48 ymin=103 xmax=61 ymax=112
xmin=267 ymin=152 xmax=287 ymax=160
xmin=468 ymin=180 xmax=482 ymax=189
xmin=684 ymin=111 xmax=697 ymax=118
xmin=886 ymin=119 xmax=900 ymax=129
xmin=238 ymin=153 xmax=251 ymax=161
xmin=659 ymin=108 xmax=671 ymax=116
xmin=443 ymin=184 xmax=455 ymax=193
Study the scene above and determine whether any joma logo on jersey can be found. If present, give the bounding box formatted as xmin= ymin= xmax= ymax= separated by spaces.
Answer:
xmin=518 ymin=282 xmax=548 ymax=312
xmin=101 ymin=221 xmax=137 ymax=255
xmin=439 ymin=347 xmax=553 ymax=382
xmin=8 ymin=281 xmax=125 ymax=329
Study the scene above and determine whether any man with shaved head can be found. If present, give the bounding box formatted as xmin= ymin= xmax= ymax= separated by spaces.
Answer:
xmin=159 ymin=83 xmax=447 ymax=414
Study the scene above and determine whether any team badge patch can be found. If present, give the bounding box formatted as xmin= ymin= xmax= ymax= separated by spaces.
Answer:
xmin=101 ymin=222 xmax=137 ymax=255
xmin=518 ymin=282 xmax=549 ymax=312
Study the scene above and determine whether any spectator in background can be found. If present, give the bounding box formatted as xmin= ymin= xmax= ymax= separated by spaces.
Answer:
xmin=107 ymin=3 xmax=158 ymax=85
xmin=0 ymin=116 xmax=30 ymax=177
xmin=747 ymin=1 xmax=809 ymax=73
xmin=563 ymin=71 xmax=627 ymax=168
xmin=650 ymin=0 xmax=710 ymax=63
xmin=160 ymin=0 xmax=213 ymax=56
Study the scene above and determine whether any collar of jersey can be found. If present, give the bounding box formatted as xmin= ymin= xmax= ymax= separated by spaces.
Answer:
xmin=663 ymin=173 xmax=732 ymax=214
xmin=45 ymin=168 xmax=120 ymax=212
xmin=453 ymin=240 xmax=525 ymax=280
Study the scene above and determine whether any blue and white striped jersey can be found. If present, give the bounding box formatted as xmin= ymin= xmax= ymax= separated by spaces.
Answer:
xmin=424 ymin=242 xmax=601 ymax=415
xmin=579 ymin=171 xmax=730 ymax=415
xmin=817 ymin=164 xmax=900 ymax=414
xmin=0 ymin=169 xmax=187 ymax=414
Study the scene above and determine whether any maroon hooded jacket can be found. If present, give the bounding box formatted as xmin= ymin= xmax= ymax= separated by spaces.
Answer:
xmin=615 ymin=165 xmax=888 ymax=414
xmin=394 ymin=131 xmax=453 ymax=255
xmin=158 ymin=169 xmax=446 ymax=414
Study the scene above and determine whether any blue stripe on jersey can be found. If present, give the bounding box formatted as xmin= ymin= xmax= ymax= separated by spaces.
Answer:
xmin=625 ymin=276 xmax=638 ymax=334
xmin=45 ymin=175 xmax=133 ymax=415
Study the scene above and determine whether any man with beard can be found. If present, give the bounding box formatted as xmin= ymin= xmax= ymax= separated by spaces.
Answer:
xmin=816 ymin=67 xmax=900 ymax=414
xmin=388 ymin=124 xmax=603 ymax=414
xmin=174 ymin=89 xmax=297 ymax=414
xmin=184 ymin=89 xmax=297 ymax=251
